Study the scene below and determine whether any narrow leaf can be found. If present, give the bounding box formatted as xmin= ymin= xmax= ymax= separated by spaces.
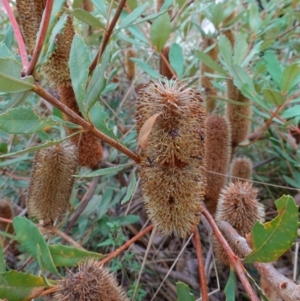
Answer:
xmin=245 ymin=195 xmax=298 ymax=263
xmin=0 ymin=270 xmax=48 ymax=301
xmin=0 ymin=247 xmax=5 ymax=272
xmin=0 ymin=41 xmax=16 ymax=59
xmin=281 ymin=63 xmax=300 ymax=94
xmin=67 ymin=8 xmax=104 ymax=28
xmin=218 ymin=35 xmax=233 ymax=68
xmin=118 ymin=3 xmax=148 ymax=29
xmin=169 ymin=43 xmax=184 ymax=79
xmin=281 ymin=105 xmax=300 ymax=119
xmin=263 ymin=51 xmax=282 ymax=87
xmin=176 ymin=282 xmax=196 ymax=301
xmin=262 ymin=89 xmax=285 ymax=105
xmin=151 ymin=13 xmax=171 ymax=51
xmin=75 ymin=164 xmax=132 ymax=178
xmin=121 ymin=174 xmax=137 ymax=204
xmin=13 ymin=217 xmax=58 ymax=275
xmin=233 ymin=33 xmax=248 ymax=66
xmin=224 ymin=268 xmax=236 ymax=301
xmin=130 ymin=58 xmax=161 ymax=78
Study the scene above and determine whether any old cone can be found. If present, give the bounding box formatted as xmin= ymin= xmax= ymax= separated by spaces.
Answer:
xmin=136 ymin=79 xmax=206 ymax=237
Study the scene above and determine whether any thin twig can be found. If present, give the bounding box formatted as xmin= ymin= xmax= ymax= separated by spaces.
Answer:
xmin=25 ymin=0 xmax=54 ymax=75
xmin=98 ymin=224 xmax=154 ymax=266
xmin=2 ymin=0 xmax=29 ymax=68
xmin=89 ymin=0 xmax=127 ymax=73
xmin=32 ymin=84 xmax=140 ymax=163
xmin=201 ymin=208 xmax=259 ymax=301
xmin=193 ymin=228 xmax=208 ymax=301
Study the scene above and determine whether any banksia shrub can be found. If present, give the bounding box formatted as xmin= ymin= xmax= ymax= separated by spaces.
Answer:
xmin=16 ymin=0 xmax=45 ymax=54
xmin=125 ymin=48 xmax=136 ymax=81
xmin=27 ymin=142 xmax=78 ymax=226
xmin=136 ymin=79 xmax=206 ymax=237
xmin=204 ymin=115 xmax=231 ymax=215
xmin=54 ymin=259 xmax=130 ymax=301
xmin=160 ymin=46 xmax=173 ymax=79
xmin=200 ymin=37 xmax=218 ymax=113
xmin=230 ymin=156 xmax=253 ymax=183
xmin=226 ymin=79 xmax=252 ymax=148
xmin=213 ymin=181 xmax=265 ymax=265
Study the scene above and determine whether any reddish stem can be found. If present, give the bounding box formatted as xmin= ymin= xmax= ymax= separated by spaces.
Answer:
xmin=25 ymin=0 xmax=54 ymax=76
xmin=2 ymin=0 xmax=29 ymax=68
xmin=0 ymin=217 xmax=13 ymax=224
xmin=98 ymin=224 xmax=154 ymax=266
xmin=202 ymin=208 xmax=260 ymax=301
xmin=192 ymin=228 xmax=208 ymax=301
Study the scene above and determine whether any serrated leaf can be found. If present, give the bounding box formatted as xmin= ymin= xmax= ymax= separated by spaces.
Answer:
xmin=194 ymin=50 xmax=227 ymax=76
xmin=218 ymin=35 xmax=233 ymax=68
xmin=281 ymin=63 xmax=300 ymax=94
xmin=0 ymin=270 xmax=48 ymax=301
xmin=263 ymin=51 xmax=282 ymax=87
xmin=67 ymin=8 xmax=104 ymax=28
xmin=151 ymin=13 xmax=171 ymax=51
xmin=245 ymin=195 xmax=298 ymax=263
xmin=0 ymin=107 xmax=65 ymax=134
xmin=85 ymin=47 xmax=110 ymax=112
xmin=130 ymin=58 xmax=161 ymax=78
xmin=169 ymin=43 xmax=183 ymax=79
xmin=13 ymin=217 xmax=58 ymax=275
xmin=233 ymin=33 xmax=248 ymax=66
xmin=0 ymin=58 xmax=33 ymax=93
xmin=121 ymin=174 xmax=137 ymax=204
xmin=69 ymin=35 xmax=90 ymax=118
xmin=89 ymin=102 xmax=119 ymax=141
xmin=224 ymin=268 xmax=236 ymax=301
xmin=118 ymin=2 xmax=148 ymax=29
xmin=229 ymin=64 xmax=255 ymax=92
xmin=262 ymin=89 xmax=285 ymax=105
xmin=176 ymin=282 xmax=195 ymax=301
xmin=75 ymin=163 xmax=131 ymax=177
xmin=49 ymin=244 xmax=102 ymax=267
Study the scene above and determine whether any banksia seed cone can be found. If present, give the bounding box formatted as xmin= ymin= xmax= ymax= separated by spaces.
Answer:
xmin=136 ymin=79 xmax=206 ymax=237
xmin=160 ymin=46 xmax=173 ymax=79
xmin=226 ymin=79 xmax=252 ymax=148
xmin=54 ymin=259 xmax=130 ymax=301
xmin=200 ymin=37 xmax=218 ymax=113
xmin=213 ymin=181 xmax=265 ymax=265
xmin=230 ymin=156 xmax=253 ymax=183
xmin=27 ymin=142 xmax=78 ymax=225
xmin=125 ymin=48 xmax=136 ymax=81
xmin=16 ymin=0 xmax=46 ymax=54
xmin=204 ymin=115 xmax=231 ymax=215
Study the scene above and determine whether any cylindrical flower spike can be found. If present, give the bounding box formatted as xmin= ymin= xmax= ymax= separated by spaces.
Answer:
xmin=125 ymin=48 xmax=136 ymax=81
xmin=230 ymin=156 xmax=253 ymax=183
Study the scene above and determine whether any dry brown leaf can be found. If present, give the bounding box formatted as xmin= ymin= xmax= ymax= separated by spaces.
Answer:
xmin=138 ymin=113 xmax=161 ymax=150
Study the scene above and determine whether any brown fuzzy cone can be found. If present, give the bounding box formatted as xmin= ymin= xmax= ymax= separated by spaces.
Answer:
xmin=59 ymin=84 xmax=103 ymax=168
xmin=16 ymin=0 xmax=46 ymax=54
xmin=204 ymin=115 xmax=231 ymax=215
xmin=160 ymin=46 xmax=173 ymax=80
xmin=213 ymin=181 xmax=265 ymax=265
xmin=136 ymin=79 xmax=206 ymax=237
xmin=125 ymin=48 xmax=136 ymax=80
xmin=230 ymin=156 xmax=253 ymax=183
xmin=27 ymin=142 xmax=78 ymax=225
xmin=54 ymin=259 xmax=130 ymax=301
xmin=226 ymin=79 xmax=252 ymax=147
xmin=44 ymin=15 xmax=75 ymax=85
xmin=200 ymin=38 xmax=218 ymax=113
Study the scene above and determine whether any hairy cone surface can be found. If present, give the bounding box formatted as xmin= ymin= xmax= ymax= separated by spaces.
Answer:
xmin=213 ymin=181 xmax=265 ymax=265
xmin=16 ymin=0 xmax=46 ymax=54
xmin=54 ymin=259 xmax=129 ymax=301
xmin=136 ymin=79 xmax=206 ymax=237
xmin=204 ymin=115 xmax=231 ymax=215
xmin=125 ymin=48 xmax=136 ymax=80
xmin=230 ymin=156 xmax=253 ymax=183
xmin=27 ymin=142 xmax=78 ymax=225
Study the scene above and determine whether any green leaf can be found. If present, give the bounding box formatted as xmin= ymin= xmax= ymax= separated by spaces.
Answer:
xmin=121 ymin=173 xmax=137 ymax=204
xmin=224 ymin=268 xmax=236 ymax=301
xmin=0 ymin=107 xmax=64 ymax=134
xmin=67 ymin=8 xmax=104 ymax=28
xmin=281 ymin=63 xmax=300 ymax=94
xmin=244 ymin=269 xmax=269 ymax=301
xmin=176 ymin=282 xmax=195 ymax=301
xmin=263 ymin=51 xmax=282 ymax=87
xmin=130 ymin=58 xmax=161 ymax=78
xmin=0 ymin=270 xmax=48 ymax=301
xmin=75 ymin=163 xmax=132 ymax=178
xmin=248 ymin=3 xmax=261 ymax=32
xmin=69 ymin=35 xmax=90 ymax=118
xmin=233 ymin=34 xmax=248 ymax=66
xmin=229 ymin=64 xmax=255 ymax=92
xmin=3 ymin=91 xmax=32 ymax=111
xmin=282 ymin=175 xmax=300 ymax=189
xmin=49 ymin=244 xmax=102 ymax=267
xmin=0 ymin=58 xmax=34 ymax=93
xmin=262 ymin=89 xmax=285 ymax=105
xmin=151 ymin=13 xmax=171 ymax=51
xmin=85 ymin=47 xmax=110 ymax=112
xmin=13 ymin=217 xmax=58 ymax=275
xmin=245 ymin=195 xmax=299 ymax=263
xmin=218 ymin=35 xmax=233 ymax=68
xmin=168 ymin=43 xmax=183 ymax=79
xmin=0 ymin=41 xmax=16 ymax=59
xmin=90 ymin=0 xmax=107 ymax=17
xmin=0 ymin=247 xmax=5 ymax=272
xmin=89 ymin=102 xmax=119 ymax=141
xmin=118 ymin=3 xmax=148 ymax=29
xmin=281 ymin=105 xmax=300 ymax=119
xmin=194 ymin=50 xmax=227 ymax=76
